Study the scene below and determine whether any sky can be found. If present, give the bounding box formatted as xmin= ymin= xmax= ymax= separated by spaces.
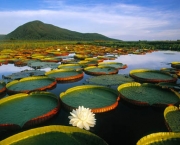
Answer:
xmin=0 ymin=0 xmax=180 ymax=41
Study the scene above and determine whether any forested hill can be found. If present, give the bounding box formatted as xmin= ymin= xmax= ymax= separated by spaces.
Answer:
xmin=4 ymin=20 xmax=118 ymax=41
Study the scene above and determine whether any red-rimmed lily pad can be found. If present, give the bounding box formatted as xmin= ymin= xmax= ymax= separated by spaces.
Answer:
xmin=164 ymin=105 xmax=180 ymax=132
xmin=129 ymin=69 xmax=177 ymax=83
xmin=176 ymin=72 xmax=180 ymax=78
xmin=0 ymin=81 xmax=6 ymax=93
xmin=171 ymin=62 xmax=180 ymax=69
xmin=45 ymin=69 xmax=84 ymax=82
xmin=117 ymin=82 xmax=180 ymax=107
xmin=58 ymin=63 xmax=83 ymax=70
xmin=6 ymin=76 xmax=57 ymax=94
xmin=60 ymin=85 xmax=120 ymax=113
xmin=136 ymin=132 xmax=180 ymax=145
xmin=97 ymin=55 xmax=117 ymax=60
xmin=0 ymin=92 xmax=60 ymax=130
xmin=98 ymin=62 xmax=127 ymax=69
xmin=84 ymin=66 xmax=118 ymax=76
xmin=78 ymin=60 xmax=98 ymax=67
xmin=0 ymin=125 xmax=108 ymax=145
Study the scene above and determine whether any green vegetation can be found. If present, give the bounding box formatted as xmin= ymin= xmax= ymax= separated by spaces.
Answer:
xmin=1 ymin=40 xmax=180 ymax=51
xmin=93 ymin=40 xmax=180 ymax=51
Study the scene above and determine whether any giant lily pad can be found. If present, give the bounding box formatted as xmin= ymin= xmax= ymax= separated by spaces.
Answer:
xmin=176 ymin=72 xmax=180 ymax=78
xmin=157 ymin=82 xmax=180 ymax=91
xmin=0 ymin=81 xmax=6 ymax=93
xmin=129 ymin=69 xmax=177 ymax=83
xmin=4 ymin=70 xmax=45 ymax=80
xmin=137 ymin=132 xmax=180 ymax=145
xmin=6 ymin=76 xmax=57 ymax=94
xmin=87 ymin=74 xmax=134 ymax=86
xmin=97 ymin=55 xmax=117 ymax=60
xmin=85 ymin=57 xmax=103 ymax=62
xmin=60 ymin=85 xmax=120 ymax=113
xmin=117 ymin=82 xmax=180 ymax=106
xmin=0 ymin=92 xmax=60 ymax=129
xmin=171 ymin=62 xmax=180 ymax=69
xmin=78 ymin=60 xmax=98 ymax=67
xmin=0 ymin=125 xmax=108 ymax=145
xmin=45 ymin=69 xmax=84 ymax=82
xmin=40 ymin=57 xmax=62 ymax=63
xmin=98 ymin=62 xmax=127 ymax=69
xmin=27 ymin=61 xmax=59 ymax=69
xmin=160 ymin=67 xmax=180 ymax=74
xmin=164 ymin=105 xmax=180 ymax=132
xmin=84 ymin=66 xmax=118 ymax=76
xmin=58 ymin=63 xmax=83 ymax=70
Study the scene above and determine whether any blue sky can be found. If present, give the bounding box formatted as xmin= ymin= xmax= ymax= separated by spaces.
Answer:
xmin=0 ymin=0 xmax=180 ymax=40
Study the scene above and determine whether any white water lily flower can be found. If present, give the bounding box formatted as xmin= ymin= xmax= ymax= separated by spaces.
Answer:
xmin=68 ymin=106 xmax=96 ymax=130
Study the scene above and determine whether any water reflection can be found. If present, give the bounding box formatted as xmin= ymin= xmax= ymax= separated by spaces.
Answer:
xmin=0 ymin=50 xmax=180 ymax=145
xmin=105 ymin=50 xmax=180 ymax=74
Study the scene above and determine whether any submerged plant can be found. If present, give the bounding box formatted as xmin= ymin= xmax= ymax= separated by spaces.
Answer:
xmin=68 ymin=106 xmax=96 ymax=130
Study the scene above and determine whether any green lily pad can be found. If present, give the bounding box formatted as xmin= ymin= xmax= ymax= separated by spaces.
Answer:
xmin=45 ymin=69 xmax=84 ymax=82
xmin=0 ymin=92 xmax=59 ymax=129
xmin=87 ymin=74 xmax=134 ymax=86
xmin=164 ymin=105 xmax=180 ymax=132
xmin=84 ymin=66 xmax=118 ymax=76
xmin=171 ymin=62 xmax=180 ymax=69
xmin=98 ymin=62 xmax=127 ymax=69
xmin=0 ymin=125 xmax=108 ymax=145
xmin=61 ymin=59 xmax=79 ymax=64
xmin=60 ymin=85 xmax=120 ymax=113
xmin=78 ymin=60 xmax=98 ymax=67
xmin=160 ymin=67 xmax=180 ymax=74
xmin=129 ymin=69 xmax=177 ymax=83
xmin=157 ymin=82 xmax=180 ymax=90
xmin=137 ymin=132 xmax=180 ymax=145
xmin=117 ymin=82 xmax=180 ymax=106
xmin=6 ymin=76 xmax=57 ymax=94
xmin=0 ymin=81 xmax=6 ymax=93
xmin=58 ymin=64 xmax=83 ymax=70
xmin=97 ymin=55 xmax=117 ymax=60
xmin=4 ymin=70 xmax=45 ymax=80
xmin=27 ymin=61 xmax=59 ymax=69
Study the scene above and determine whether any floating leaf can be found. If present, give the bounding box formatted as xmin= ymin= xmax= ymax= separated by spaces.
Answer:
xmin=129 ymin=69 xmax=177 ymax=83
xmin=6 ymin=76 xmax=57 ymax=94
xmin=0 ymin=125 xmax=108 ymax=145
xmin=164 ymin=105 xmax=180 ymax=132
xmin=45 ymin=69 xmax=84 ymax=82
xmin=84 ymin=66 xmax=118 ymax=76
xmin=87 ymin=74 xmax=134 ymax=86
xmin=117 ymin=82 xmax=180 ymax=106
xmin=60 ymin=85 xmax=120 ymax=113
xmin=0 ymin=92 xmax=59 ymax=129
xmin=137 ymin=132 xmax=180 ymax=145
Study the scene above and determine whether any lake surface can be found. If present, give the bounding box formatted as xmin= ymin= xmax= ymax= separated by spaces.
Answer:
xmin=0 ymin=50 xmax=180 ymax=145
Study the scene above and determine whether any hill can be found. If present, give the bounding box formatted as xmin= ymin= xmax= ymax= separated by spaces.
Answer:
xmin=5 ymin=20 xmax=118 ymax=41
xmin=0 ymin=34 xmax=5 ymax=40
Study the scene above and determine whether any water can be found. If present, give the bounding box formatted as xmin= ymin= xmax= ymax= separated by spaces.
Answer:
xmin=0 ymin=50 xmax=180 ymax=145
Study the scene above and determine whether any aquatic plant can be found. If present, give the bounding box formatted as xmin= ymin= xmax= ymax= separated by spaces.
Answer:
xmin=68 ymin=106 xmax=96 ymax=130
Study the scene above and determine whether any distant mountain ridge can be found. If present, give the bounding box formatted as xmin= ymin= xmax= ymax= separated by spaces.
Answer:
xmin=4 ymin=20 xmax=118 ymax=41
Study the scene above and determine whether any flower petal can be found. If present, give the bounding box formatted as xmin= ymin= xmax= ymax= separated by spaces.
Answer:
xmin=77 ymin=120 xmax=83 ymax=129
xmin=83 ymin=121 xmax=90 ymax=130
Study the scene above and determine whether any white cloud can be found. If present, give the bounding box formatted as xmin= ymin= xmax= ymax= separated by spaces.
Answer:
xmin=0 ymin=2 xmax=179 ymax=40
